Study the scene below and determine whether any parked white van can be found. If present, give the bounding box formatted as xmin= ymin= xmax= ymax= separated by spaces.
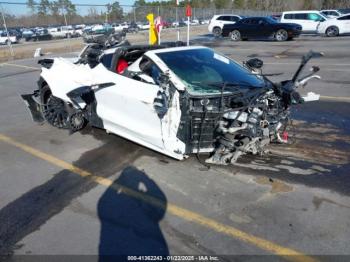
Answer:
xmin=280 ymin=11 xmax=327 ymax=33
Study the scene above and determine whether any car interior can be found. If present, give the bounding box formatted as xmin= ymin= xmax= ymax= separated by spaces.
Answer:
xmin=100 ymin=42 xmax=185 ymax=84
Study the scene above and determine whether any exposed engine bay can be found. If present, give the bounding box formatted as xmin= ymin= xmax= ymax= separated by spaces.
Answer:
xmin=21 ymin=36 xmax=322 ymax=165
xmin=204 ymin=53 xmax=322 ymax=165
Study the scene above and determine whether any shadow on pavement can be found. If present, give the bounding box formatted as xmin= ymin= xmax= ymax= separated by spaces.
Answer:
xmin=98 ymin=166 xmax=168 ymax=261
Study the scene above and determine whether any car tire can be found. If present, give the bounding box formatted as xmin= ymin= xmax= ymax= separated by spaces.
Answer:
xmin=212 ymin=27 xmax=222 ymax=37
xmin=325 ymin=26 xmax=339 ymax=37
xmin=40 ymin=85 xmax=69 ymax=129
xmin=229 ymin=30 xmax=241 ymax=41
xmin=275 ymin=29 xmax=288 ymax=41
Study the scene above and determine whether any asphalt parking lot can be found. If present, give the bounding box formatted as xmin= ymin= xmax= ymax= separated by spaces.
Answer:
xmin=0 ymin=35 xmax=350 ymax=262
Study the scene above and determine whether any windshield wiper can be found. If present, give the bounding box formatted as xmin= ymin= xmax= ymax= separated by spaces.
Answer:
xmin=247 ymin=72 xmax=284 ymax=77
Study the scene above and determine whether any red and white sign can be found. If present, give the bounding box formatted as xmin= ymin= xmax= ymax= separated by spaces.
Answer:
xmin=154 ymin=16 xmax=164 ymax=33
xmin=186 ymin=5 xmax=192 ymax=17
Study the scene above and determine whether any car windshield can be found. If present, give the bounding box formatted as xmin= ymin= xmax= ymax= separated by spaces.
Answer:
xmin=156 ymin=48 xmax=265 ymax=95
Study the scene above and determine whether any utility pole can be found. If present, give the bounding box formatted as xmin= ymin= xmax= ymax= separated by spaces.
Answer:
xmin=0 ymin=4 xmax=14 ymax=57
xmin=61 ymin=5 xmax=72 ymax=53
xmin=176 ymin=6 xmax=179 ymax=41
xmin=133 ymin=6 xmax=136 ymax=23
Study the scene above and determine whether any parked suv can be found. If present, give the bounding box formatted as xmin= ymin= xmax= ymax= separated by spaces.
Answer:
xmin=208 ymin=14 xmax=242 ymax=37
xmin=317 ymin=14 xmax=350 ymax=37
xmin=281 ymin=11 xmax=327 ymax=33
xmin=320 ymin=10 xmax=342 ymax=18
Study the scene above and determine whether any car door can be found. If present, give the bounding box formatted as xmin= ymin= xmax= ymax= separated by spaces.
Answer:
xmin=307 ymin=13 xmax=326 ymax=32
xmin=291 ymin=13 xmax=308 ymax=31
xmin=92 ymin=59 xmax=166 ymax=151
xmin=256 ymin=18 xmax=273 ymax=38
xmin=337 ymin=15 xmax=350 ymax=34
xmin=239 ymin=19 xmax=253 ymax=37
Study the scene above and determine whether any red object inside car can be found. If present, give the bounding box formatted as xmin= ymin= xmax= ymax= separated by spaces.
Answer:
xmin=116 ymin=58 xmax=128 ymax=74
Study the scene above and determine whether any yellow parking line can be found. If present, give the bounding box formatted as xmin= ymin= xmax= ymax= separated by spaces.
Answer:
xmin=0 ymin=133 xmax=317 ymax=262
xmin=320 ymin=96 xmax=350 ymax=102
xmin=0 ymin=63 xmax=40 ymax=71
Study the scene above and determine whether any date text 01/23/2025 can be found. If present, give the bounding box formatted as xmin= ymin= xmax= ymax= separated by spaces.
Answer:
xmin=127 ymin=255 xmax=219 ymax=261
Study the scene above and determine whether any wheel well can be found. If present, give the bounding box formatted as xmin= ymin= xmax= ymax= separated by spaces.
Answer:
xmin=41 ymin=85 xmax=52 ymax=104
xmin=231 ymin=29 xmax=240 ymax=35
xmin=326 ymin=26 xmax=339 ymax=36
xmin=327 ymin=25 xmax=339 ymax=31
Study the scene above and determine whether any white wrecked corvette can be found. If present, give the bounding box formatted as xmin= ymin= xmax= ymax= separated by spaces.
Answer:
xmin=22 ymin=41 xmax=322 ymax=164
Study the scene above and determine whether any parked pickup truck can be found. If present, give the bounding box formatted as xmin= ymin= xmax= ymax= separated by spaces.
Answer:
xmin=48 ymin=26 xmax=77 ymax=38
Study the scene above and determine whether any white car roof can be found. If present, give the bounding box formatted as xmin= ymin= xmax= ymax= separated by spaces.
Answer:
xmin=283 ymin=10 xmax=322 ymax=13
xmin=213 ymin=14 xmax=241 ymax=18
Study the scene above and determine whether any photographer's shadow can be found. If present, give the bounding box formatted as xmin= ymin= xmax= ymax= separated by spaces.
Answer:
xmin=98 ymin=166 xmax=168 ymax=260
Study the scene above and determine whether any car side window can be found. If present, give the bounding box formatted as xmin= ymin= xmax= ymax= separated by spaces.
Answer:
xmin=258 ymin=19 xmax=267 ymax=25
xmin=230 ymin=16 xmax=239 ymax=22
xmin=338 ymin=15 xmax=350 ymax=20
xmin=222 ymin=16 xmax=231 ymax=21
xmin=308 ymin=13 xmax=322 ymax=21
xmin=250 ymin=19 xmax=259 ymax=25
xmin=284 ymin=14 xmax=293 ymax=19
xmin=295 ymin=13 xmax=307 ymax=20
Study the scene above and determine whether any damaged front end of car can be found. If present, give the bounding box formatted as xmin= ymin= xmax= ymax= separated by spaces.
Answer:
xmin=201 ymin=50 xmax=323 ymax=165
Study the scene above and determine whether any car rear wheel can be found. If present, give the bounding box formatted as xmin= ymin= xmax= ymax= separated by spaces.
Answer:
xmin=230 ymin=30 xmax=241 ymax=41
xmin=41 ymin=85 xmax=69 ymax=129
xmin=275 ymin=29 xmax=288 ymax=41
xmin=212 ymin=27 xmax=222 ymax=37
xmin=326 ymin=26 xmax=339 ymax=37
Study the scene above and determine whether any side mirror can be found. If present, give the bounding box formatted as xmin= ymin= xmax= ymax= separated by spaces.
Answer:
xmin=246 ymin=58 xmax=264 ymax=69
xmin=311 ymin=66 xmax=320 ymax=73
